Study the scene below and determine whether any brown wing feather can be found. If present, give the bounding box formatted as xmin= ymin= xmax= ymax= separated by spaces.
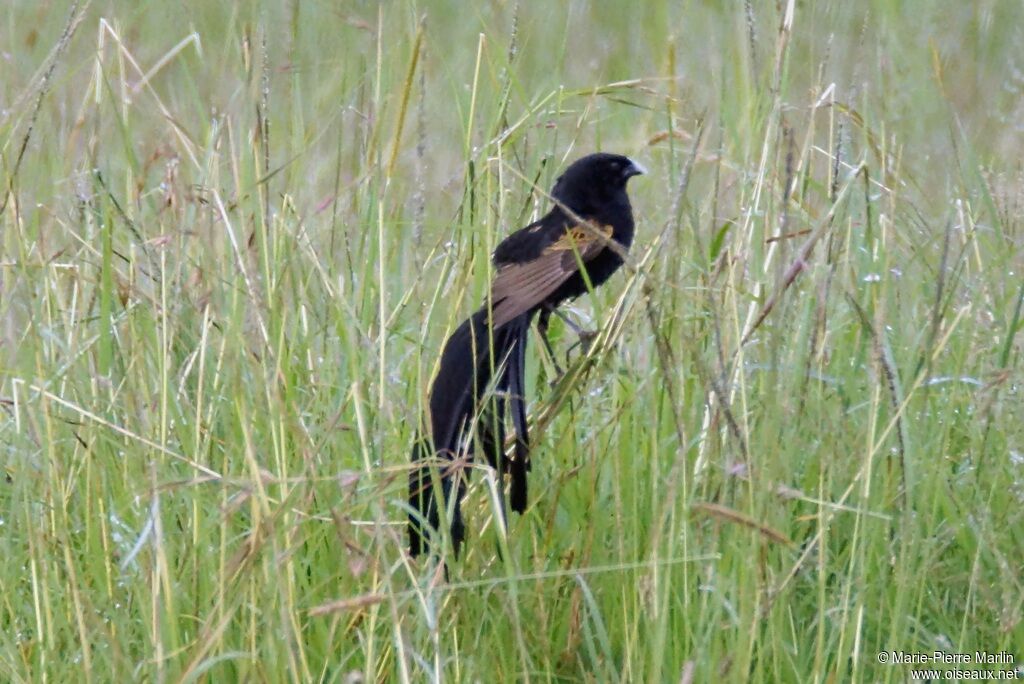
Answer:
xmin=488 ymin=223 xmax=612 ymax=328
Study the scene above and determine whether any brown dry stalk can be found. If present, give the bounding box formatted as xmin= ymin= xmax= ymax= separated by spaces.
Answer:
xmin=691 ymin=501 xmax=794 ymax=547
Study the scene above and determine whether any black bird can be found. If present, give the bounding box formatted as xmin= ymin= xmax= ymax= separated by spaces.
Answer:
xmin=409 ymin=152 xmax=645 ymax=558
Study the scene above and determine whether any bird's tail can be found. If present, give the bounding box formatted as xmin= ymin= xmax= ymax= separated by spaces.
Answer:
xmin=409 ymin=308 xmax=532 ymax=557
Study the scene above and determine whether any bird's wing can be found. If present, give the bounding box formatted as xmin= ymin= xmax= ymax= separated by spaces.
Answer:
xmin=488 ymin=223 xmax=613 ymax=329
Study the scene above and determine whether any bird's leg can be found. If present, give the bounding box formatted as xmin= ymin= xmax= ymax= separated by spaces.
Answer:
xmin=548 ymin=307 xmax=598 ymax=364
xmin=536 ymin=305 xmax=564 ymax=376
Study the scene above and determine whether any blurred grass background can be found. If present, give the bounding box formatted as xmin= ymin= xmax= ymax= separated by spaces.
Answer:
xmin=2 ymin=0 xmax=1023 ymax=681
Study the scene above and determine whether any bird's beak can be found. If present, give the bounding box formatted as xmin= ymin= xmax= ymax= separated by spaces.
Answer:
xmin=623 ymin=159 xmax=646 ymax=180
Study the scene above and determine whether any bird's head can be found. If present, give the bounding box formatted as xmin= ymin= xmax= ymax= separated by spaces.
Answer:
xmin=550 ymin=152 xmax=645 ymax=214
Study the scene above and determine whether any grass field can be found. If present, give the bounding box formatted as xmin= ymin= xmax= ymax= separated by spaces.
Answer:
xmin=2 ymin=0 xmax=1023 ymax=681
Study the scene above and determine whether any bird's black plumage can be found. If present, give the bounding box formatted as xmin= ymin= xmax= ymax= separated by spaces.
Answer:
xmin=409 ymin=152 xmax=644 ymax=558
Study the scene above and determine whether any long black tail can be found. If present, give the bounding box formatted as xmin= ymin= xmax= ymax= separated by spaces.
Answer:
xmin=409 ymin=308 xmax=532 ymax=557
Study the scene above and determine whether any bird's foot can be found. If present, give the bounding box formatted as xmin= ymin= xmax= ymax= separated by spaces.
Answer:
xmin=565 ymin=328 xmax=598 ymax=362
